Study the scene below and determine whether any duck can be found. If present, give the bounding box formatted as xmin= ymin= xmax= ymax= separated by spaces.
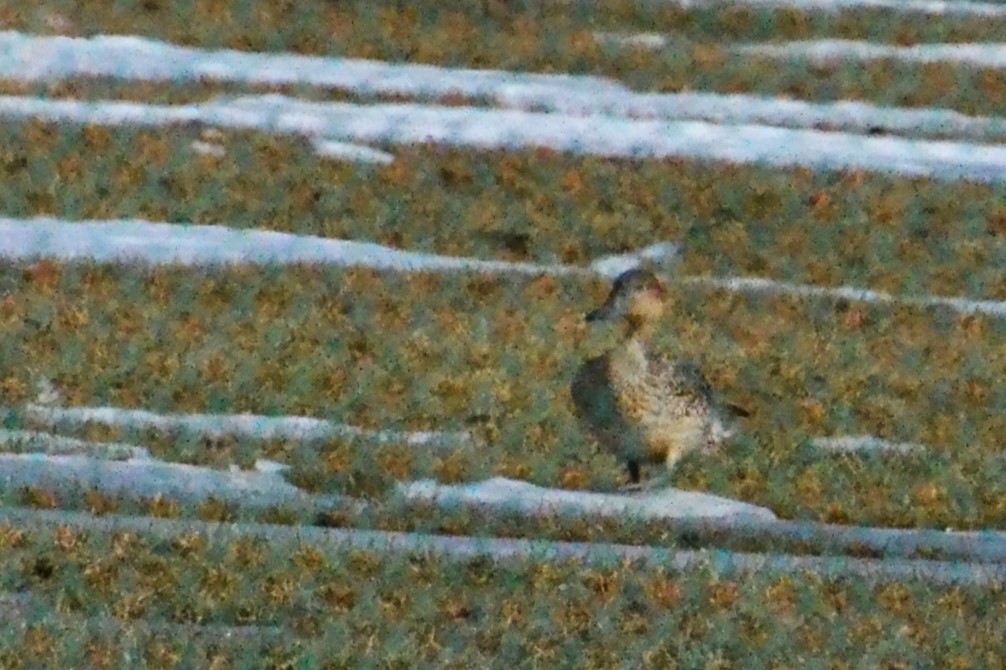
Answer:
xmin=570 ymin=268 xmax=747 ymax=491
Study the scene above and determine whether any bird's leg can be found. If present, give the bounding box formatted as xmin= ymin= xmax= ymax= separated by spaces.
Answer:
xmin=626 ymin=450 xmax=681 ymax=493
xmin=619 ymin=459 xmax=670 ymax=493
xmin=618 ymin=460 xmax=643 ymax=492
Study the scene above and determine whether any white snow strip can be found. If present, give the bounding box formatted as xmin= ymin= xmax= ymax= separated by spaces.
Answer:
xmin=0 ymin=452 xmax=344 ymax=511
xmin=254 ymin=459 xmax=290 ymax=474
xmin=604 ymin=32 xmax=1006 ymax=72
xmin=590 ymin=241 xmax=684 ymax=278
xmin=398 ymin=477 xmax=776 ymax=521
xmin=23 ymin=403 xmax=475 ymax=450
xmin=189 ymin=139 xmax=226 ymax=158
xmin=691 ymin=275 xmax=1006 ymax=317
xmin=518 ymin=71 xmax=1006 ymax=140
xmin=812 ymin=435 xmax=925 ymax=454
xmin=0 ymin=429 xmax=150 ymax=460
xmin=676 ymin=0 xmax=1006 ymax=16
xmin=136 ymin=95 xmax=1006 ymax=182
xmin=311 ymin=138 xmax=395 ymax=164
xmin=0 ymin=216 xmax=587 ymax=278
xmin=5 ymin=93 xmax=1006 ymax=183
xmin=4 ymin=31 xmax=1006 ymax=142
xmin=739 ymin=39 xmax=1006 ymax=69
xmin=594 ymin=31 xmax=671 ymax=49
xmin=5 ymin=215 xmax=1006 ymax=316
xmin=3 ymin=506 xmax=1004 ymax=587
xmin=0 ymin=31 xmax=623 ymax=96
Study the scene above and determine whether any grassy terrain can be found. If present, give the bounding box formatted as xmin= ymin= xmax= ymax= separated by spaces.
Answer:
xmin=2 ymin=1 xmax=1006 ymax=664
xmin=6 ymin=1 xmax=1006 ymax=116
xmin=0 ymin=520 xmax=1004 ymax=669
xmin=4 ymin=258 xmax=1006 ymax=530
xmin=16 ymin=0 xmax=1006 ymax=47
xmin=4 ymin=120 xmax=1006 ymax=300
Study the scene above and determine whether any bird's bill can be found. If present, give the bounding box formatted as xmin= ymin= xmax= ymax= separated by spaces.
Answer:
xmin=585 ymin=298 xmax=618 ymax=322
xmin=586 ymin=275 xmax=666 ymax=322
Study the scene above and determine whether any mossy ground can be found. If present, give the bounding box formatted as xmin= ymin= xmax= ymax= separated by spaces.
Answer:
xmin=1 ymin=522 xmax=1005 ymax=669
xmin=7 ymin=1 xmax=1006 ymax=115
xmin=1 ymin=1 xmax=1005 ymax=665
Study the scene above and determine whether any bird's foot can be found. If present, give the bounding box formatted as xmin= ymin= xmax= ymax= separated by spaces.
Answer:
xmin=619 ymin=476 xmax=670 ymax=494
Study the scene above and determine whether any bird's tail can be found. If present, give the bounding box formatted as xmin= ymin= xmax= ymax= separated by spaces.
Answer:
xmin=708 ymin=415 xmax=734 ymax=444
xmin=707 ymin=403 xmax=750 ymax=448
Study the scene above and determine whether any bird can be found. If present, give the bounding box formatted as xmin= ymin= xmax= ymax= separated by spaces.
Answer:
xmin=570 ymin=267 xmax=748 ymax=492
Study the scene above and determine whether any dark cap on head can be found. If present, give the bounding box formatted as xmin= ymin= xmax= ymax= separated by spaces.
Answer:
xmin=611 ymin=268 xmax=662 ymax=294
xmin=585 ymin=268 xmax=665 ymax=322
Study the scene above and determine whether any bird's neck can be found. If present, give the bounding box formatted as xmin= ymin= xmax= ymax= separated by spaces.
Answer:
xmin=624 ymin=316 xmax=656 ymax=342
xmin=609 ymin=336 xmax=649 ymax=382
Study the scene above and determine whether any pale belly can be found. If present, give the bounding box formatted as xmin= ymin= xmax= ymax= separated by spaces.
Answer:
xmin=638 ymin=413 xmax=708 ymax=464
xmin=602 ymin=339 xmax=716 ymax=467
xmin=615 ymin=382 xmax=710 ymax=464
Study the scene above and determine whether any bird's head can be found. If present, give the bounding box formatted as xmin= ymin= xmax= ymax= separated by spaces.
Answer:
xmin=585 ymin=268 xmax=667 ymax=331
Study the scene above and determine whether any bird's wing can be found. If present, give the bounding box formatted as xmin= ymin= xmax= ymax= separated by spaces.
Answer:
xmin=647 ymin=352 xmax=751 ymax=418
xmin=571 ymin=356 xmax=623 ymax=431
xmin=647 ymin=353 xmax=711 ymax=399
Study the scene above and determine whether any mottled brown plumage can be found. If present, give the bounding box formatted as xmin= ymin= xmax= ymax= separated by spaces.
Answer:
xmin=571 ymin=269 xmax=746 ymax=490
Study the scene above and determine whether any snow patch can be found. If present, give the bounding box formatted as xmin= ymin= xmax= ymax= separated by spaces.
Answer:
xmin=0 ymin=452 xmax=343 ymax=511
xmin=0 ymin=31 xmax=623 ymax=97
xmin=5 ymin=216 xmax=1006 ymax=317
xmin=23 ymin=402 xmax=475 ymax=449
xmin=498 ymin=80 xmax=1006 ymax=141
xmin=190 ymin=139 xmax=226 ymax=158
xmin=692 ymin=275 xmax=1006 ymax=317
xmin=5 ymin=506 xmax=1004 ymax=586
xmin=0 ymin=429 xmax=150 ymax=460
xmin=3 ymin=31 xmax=1006 ymax=142
xmin=594 ymin=32 xmax=670 ymax=49
xmin=4 ymin=93 xmax=1006 ymax=182
xmin=811 ymin=435 xmax=925 ymax=454
xmin=0 ymin=216 xmax=585 ymax=277
xmin=676 ymin=0 xmax=1006 ymax=15
xmin=591 ymin=241 xmax=683 ymax=278
xmin=398 ymin=477 xmax=777 ymax=521
xmin=311 ymin=139 xmax=395 ymax=164
xmin=739 ymin=39 xmax=1006 ymax=70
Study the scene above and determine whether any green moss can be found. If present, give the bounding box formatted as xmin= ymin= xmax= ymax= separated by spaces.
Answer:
xmin=8 ymin=1 xmax=1006 ymax=114
xmin=1 ymin=259 xmax=1006 ymax=528
xmin=0 ymin=521 xmax=1003 ymax=667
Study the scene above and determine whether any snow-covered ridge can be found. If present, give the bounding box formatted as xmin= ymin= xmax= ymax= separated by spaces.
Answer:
xmin=400 ymin=477 xmax=775 ymax=521
xmin=4 ymin=94 xmax=1006 ymax=182
xmin=0 ymin=31 xmax=622 ymax=97
xmin=5 ymin=216 xmax=1006 ymax=317
xmin=498 ymin=86 xmax=1006 ymax=140
xmin=0 ymin=216 xmax=591 ymax=276
xmin=24 ymin=402 xmax=475 ymax=449
xmin=0 ymin=428 xmax=149 ymax=460
xmin=694 ymin=275 xmax=1006 ymax=317
xmin=311 ymin=139 xmax=395 ymax=164
xmin=676 ymin=0 xmax=1006 ymax=16
xmin=3 ymin=32 xmax=1006 ymax=142
xmin=811 ymin=435 xmax=925 ymax=454
xmin=740 ymin=39 xmax=1006 ymax=69
xmin=4 ymin=506 xmax=1005 ymax=586
xmin=0 ymin=451 xmax=346 ymax=512
xmin=600 ymin=31 xmax=1006 ymax=72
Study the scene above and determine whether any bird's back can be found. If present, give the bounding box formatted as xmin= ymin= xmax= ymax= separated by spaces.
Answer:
xmin=603 ymin=340 xmax=734 ymax=462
